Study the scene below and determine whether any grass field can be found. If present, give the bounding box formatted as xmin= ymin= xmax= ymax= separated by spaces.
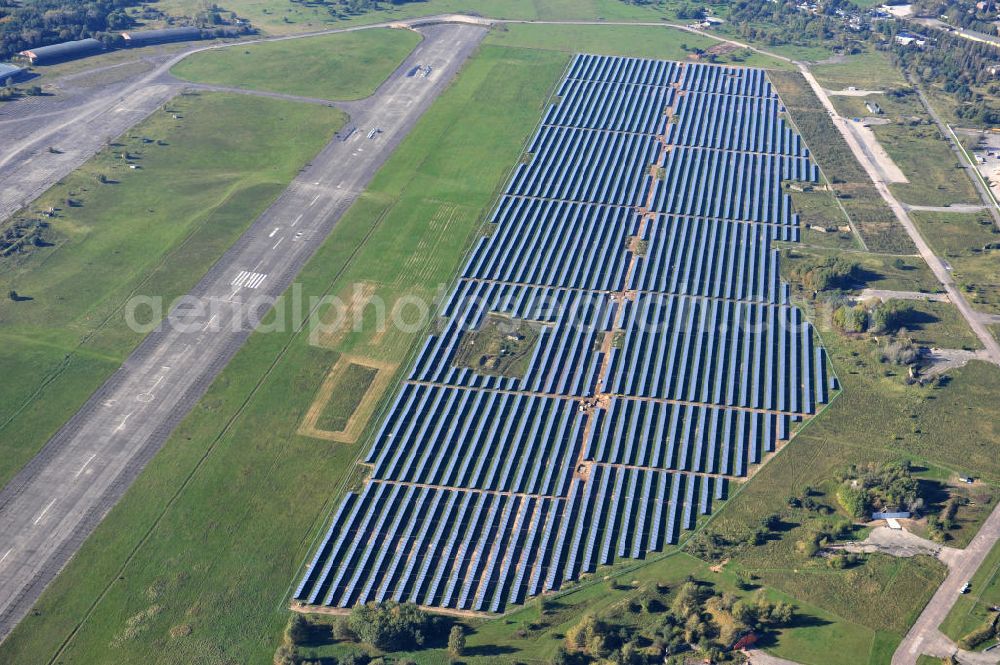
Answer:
xmin=879 ymin=300 xmax=983 ymax=350
xmin=812 ymin=51 xmax=907 ymax=91
xmin=877 ymin=123 xmax=980 ymax=208
xmin=154 ymin=0 xmax=680 ymax=37
xmin=483 ymin=22 xmax=793 ymax=69
xmin=0 ymin=93 xmax=344 ymax=488
xmin=940 ymin=539 xmax=1000 ymax=645
xmin=910 ymin=210 xmax=1000 ymax=316
xmin=171 ymin=28 xmax=421 ymax=100
xmin=0 ymin=44 xmax=571 ymax=665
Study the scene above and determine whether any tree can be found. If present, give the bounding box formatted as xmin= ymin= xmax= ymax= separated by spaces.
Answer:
xmin=837 ymin=484 xmax=868 ymax=519
xmin=8 ymin=290 xmax=19 ymax=301
xmin=332 ymin=617 xmax=356 ymax=642
xmin=349 ymin=601 xmax=436 ymax=651
xmin=447 ymin=625 xmax=466 ymax=658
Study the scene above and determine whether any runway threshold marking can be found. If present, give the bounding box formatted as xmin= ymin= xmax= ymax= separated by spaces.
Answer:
xmin=33 ymin=499 xmax=57 ymax=525
xmin=231 ymin=271 xmax=267 ymax=289
xmin=75 ymin=453 xmax=97 ymax=478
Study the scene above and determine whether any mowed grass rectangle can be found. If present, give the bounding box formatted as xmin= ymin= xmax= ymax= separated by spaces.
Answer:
xmin=0 ymin=45 xmax=569 ymax=665
xmin=171 ymin=28 xmax=420 ymax=100
xmin=0 ymin=92 xmax=344 ymax=487
xmin=315 ymin=361 xmax=378 ymax=432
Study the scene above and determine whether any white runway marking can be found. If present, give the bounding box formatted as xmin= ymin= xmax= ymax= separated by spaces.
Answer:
xmin=246 ymin=273 xmax=267 ymax=289
xmin=231 ymin=271 xmax=267 ymax=289
xmin=292 ymin=214 xmax=303 ymax=226
xmin=34 ymin=499 xmax=56 ymax=525
xmin=310 ymin=194 xmax=321 ymax=206
xmin=269 ymin=227 xmax=280 ymax=238
xmin=0 ymin=549 xmax=11 ymax=566
xmin=272 ymin=237 xmax=284 ymax=250
xmin=202 ymin=315 xmax=217 ymax=331
xmin=75 ymin=453 xmax=97 ymax=478
xmin=116 ymin=411 xmax=135 ymax=429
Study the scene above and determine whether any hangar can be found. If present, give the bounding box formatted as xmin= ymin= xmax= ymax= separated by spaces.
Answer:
xmin=0 ymin=63 xmax=25 ymax=84
xmin=18 ymin=38 xmax=104 ymax=65
xmin=120 ymin=26 xmax=203 ymax=47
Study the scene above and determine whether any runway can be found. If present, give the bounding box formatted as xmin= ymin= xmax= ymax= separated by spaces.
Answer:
xmin=0 ymin=21 xmax=486 ymax=641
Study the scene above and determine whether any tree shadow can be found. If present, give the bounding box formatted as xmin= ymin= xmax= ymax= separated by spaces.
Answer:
xmin=893 ymin=306 xmax=939 ymax=332
xmin=299 ymin=622 xmax=334 ymax=648
xmin=464 ymin=644 xmax=518 ymax=657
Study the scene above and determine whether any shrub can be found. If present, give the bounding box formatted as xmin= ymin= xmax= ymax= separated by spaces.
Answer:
xmin=447 ymin=625 xmax=466 ymax=658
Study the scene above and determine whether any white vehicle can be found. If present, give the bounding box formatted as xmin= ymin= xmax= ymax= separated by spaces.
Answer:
xmin=960 ymin=582 xmax=971 ymax=594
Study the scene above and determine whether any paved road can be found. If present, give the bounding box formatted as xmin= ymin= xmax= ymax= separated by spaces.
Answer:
xmin=799 ymin=67 xmax=1000 ymax=366
xmin=902 ymin=203 xmax=987 ymax=214
xmin=0 ymin=21 xmax=486 ymax=642
xmin=893 ymin=503 xmax=1000 ymax=665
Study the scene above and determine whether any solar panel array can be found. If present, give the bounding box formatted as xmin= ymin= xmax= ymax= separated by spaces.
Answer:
xmin=295 ymin=55 xmax=833 ymax=613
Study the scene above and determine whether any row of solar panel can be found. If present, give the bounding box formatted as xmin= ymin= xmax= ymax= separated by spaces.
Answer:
xmin=294 ymin=470 xmax=722 ymax=611
xmin=512 ymin=125 xmax=658 ymax=206
xmin=602 ymin=295 xmax=827 ymax=413
xmin=565 ymin=54 xmax=776 ymax=100
xmin=565 ymin=53 xmax=681 ymax=87
xmin=652 ymin=146 xmax=816 ymax=224
xmin=547 ymin=79 xmax=675 ymax=135
xmin=587 ymin=398 xmax=794 ymax=477
xmin=629 ymin=214 xmax=791 ymax=303
xmin=365 ymin=383 xmax=583 ymax=496
xmin=668 ymin=91 xmax=808 ymax=156
xmin=462 ymin=198 xmax=640 ymax=292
